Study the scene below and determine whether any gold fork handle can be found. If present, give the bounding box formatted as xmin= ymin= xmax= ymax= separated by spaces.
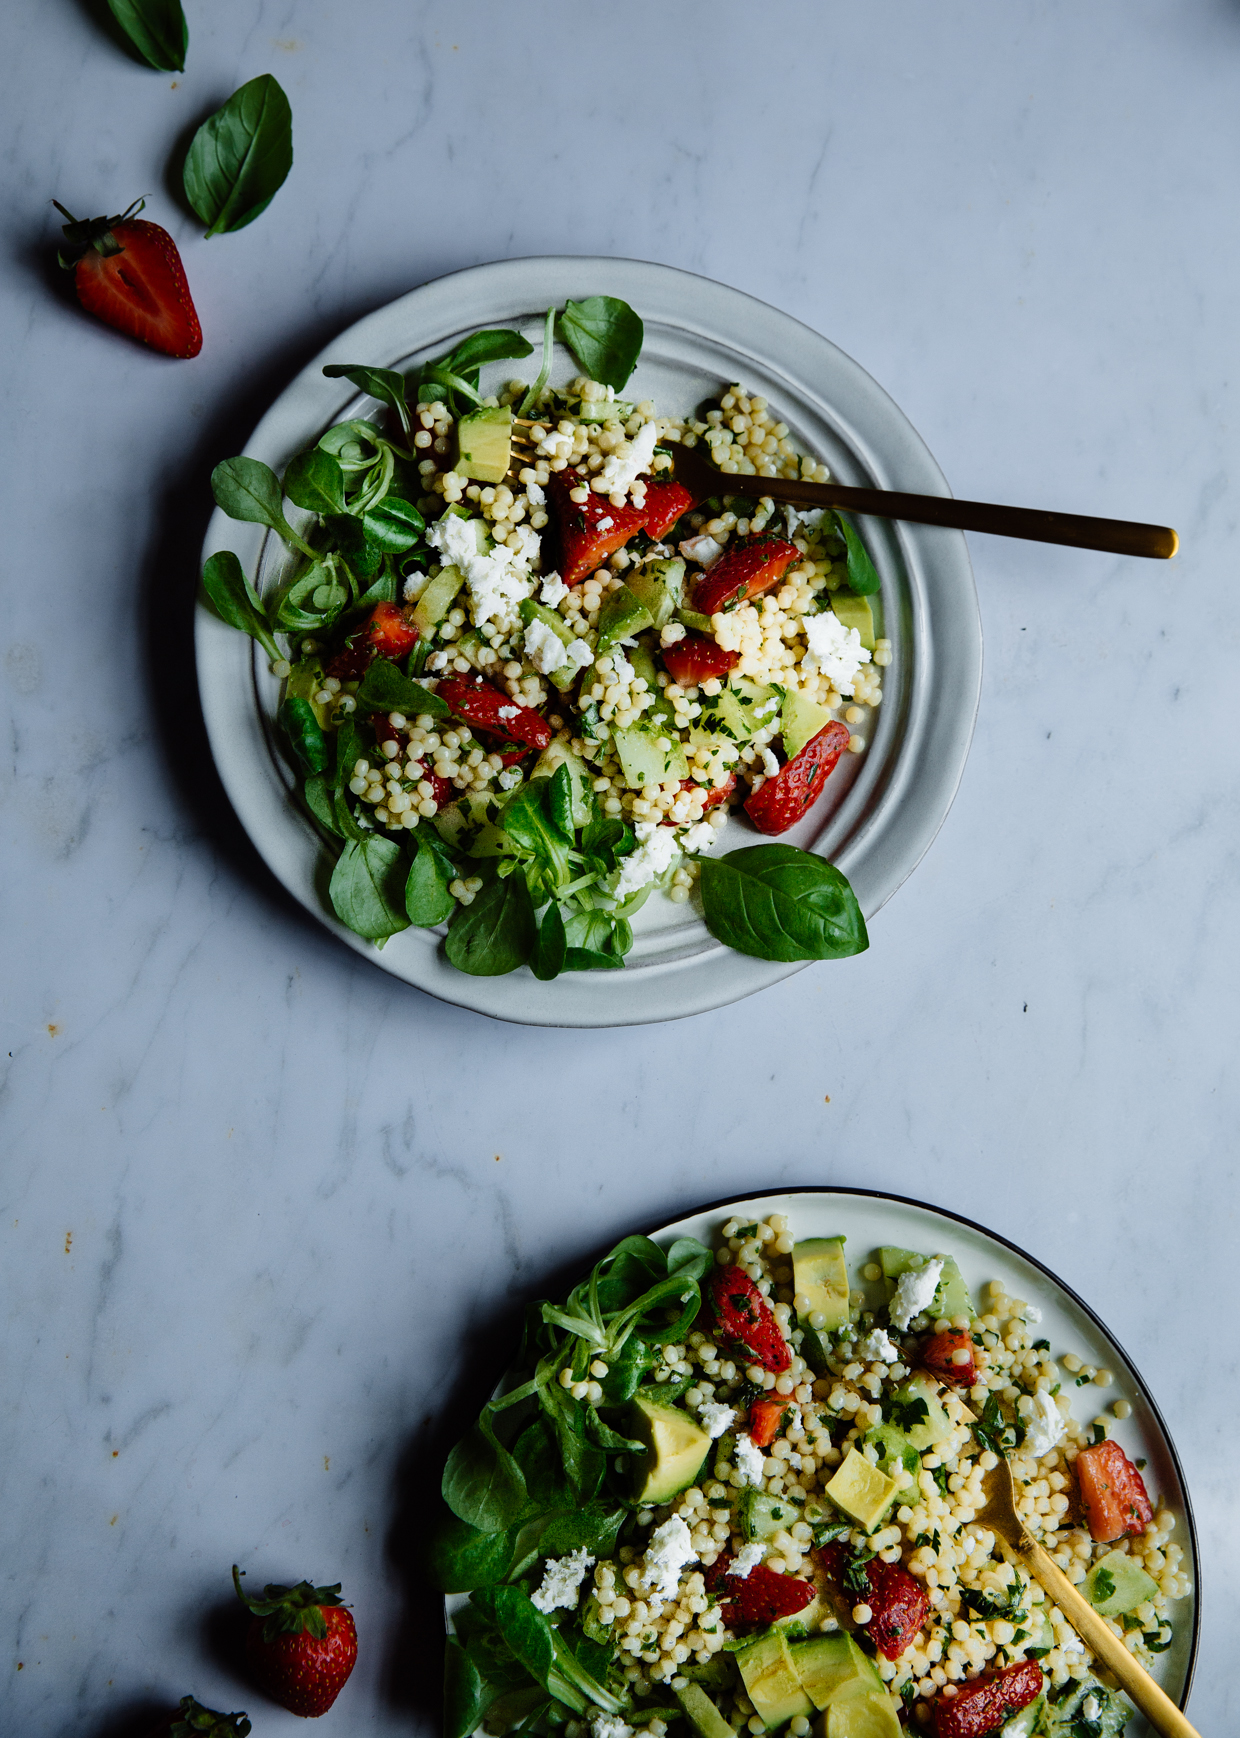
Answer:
xmin=1015 ymin=1534 xmax=1201 ymax=1737
xmin=748 ymin=476 xmax=1178 ymax=560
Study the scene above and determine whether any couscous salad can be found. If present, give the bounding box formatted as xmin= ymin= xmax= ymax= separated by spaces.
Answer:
xmin=203 ymin=298 xmax=882 ymax=977
xmin=430 ymin=1213 xmax=1189 ymax=1738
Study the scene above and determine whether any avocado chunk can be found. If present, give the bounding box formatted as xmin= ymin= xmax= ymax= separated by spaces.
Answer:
xmin=736 ymin=1629 xmax=813 ymax=1729
xmin=628 ymin=1394 xmax=711 ymax=1505
xmin=455 ymin=404 xmax=512 ymax=484
xmin=613 ymin=724 xmax=689 ymax=790
xmin=863 ymin=1423 xmax=920 ymax=1506
xmin=824 ymin=1446 xmax=903 ymax=1530
xmin=824 ymin=1683 xmax=902 ymax=1738
xmin=738 ymin=1488 xmax=803 ymax=1541
xmin=411 ymin=564 xmax=465 ymax=639
xmin=878 ymin=1247 xmax=975 ymax=1322
xmin=791 ymin=1633 xmax=882 ymax=1710
xmin=793 ymin=1237 xmax=852 ymax=1330
xmin=1084 ymin=1549 xmax=1160 ymax=1617
xmin=830 ymin=592 xmax=875 ymax=651
xmin=885 ymin=1371 xmax=952 ymax=1451
xmin=676 ymin=1682 xmax=735 ymax=1738
xmin=780 ymin=691 xmax=837 ymax=762
xmin=628 ymin=643 xmax=677 ymax=727
xmin=627 ymin=557 xmax=686 ymax=629
xmin=596 ymin=582 xmax=655 ymax=653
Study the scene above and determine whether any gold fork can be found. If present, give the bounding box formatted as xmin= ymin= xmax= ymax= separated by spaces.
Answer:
xmin=977 ymin=1458 xmax=1200 ymax=1737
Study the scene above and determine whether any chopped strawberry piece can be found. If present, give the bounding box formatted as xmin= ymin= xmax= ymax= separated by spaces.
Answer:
xmin=744 ymin=721 xmax=850 ymax=835
xmin=747 ymin=1397 xmax=788 ymax=1448
xmin=704 ymin=1555 xmax=815 ymax=1632
xmin=708 ymin=1266 xmax=790 ymax=1373
xmin=692 ymin=536 xmax=800 ymax=616
xmin=922 ymin=1329 xmax=977 ymax=1389
xmin=436 ymin=675 xmax=551 ymax=752
xmin=549 ymin=470 xmax=647 ymax=585
xmin=818 ymin=1546 xmax=929 ymax=1660
xmin=324 ymin=603 xmax=419 ymax=680
xmin=661 ymin=633 xmax=738 ymax=687
xmin=642 ymin=478 xmax=697 ymax=539
xmin=427 ymin=772 xmax=455 ymax=807
xmin=932 ymin=1661 xmax=1044 ymax=1738
xmin=1075 ymin=1439 xmax=1153 ymax=1542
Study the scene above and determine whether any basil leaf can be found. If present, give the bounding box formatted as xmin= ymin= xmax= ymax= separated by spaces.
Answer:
xmin=354 ymin=658 xmax=448 ymax=717
xmin=183 ymin=74 xmax=293 ymax=238
xmin=406 ymin=839 xmax=455 ymax=927
xmin=446 ymin=329 xmax=535 ymax=374
xmin=560 ymin=296 xmax=643 ymax=391
xmin=302 ymin=775 xmax=342 ymax=837
xmin=666 ymin=1238 xmax=714 ymax=1282
xmin=444 ymin=1414 xmax=527 ymax=1532
xmin=698 ymin=843 xmax=868 ymax=962
xmin=361 ymin=494 xmax=424 ymax=553
xmin=210 ymin=456 xmax=313 ymax=556
xmin=283 ymin=448 xmax=346 ymax=517
xmin=200 ymin=550 xmax=278 ymax=659
xmin=446 ymin=875 xmax=536 ymax=976
xmin=322 ymin=364 xmax=413 ymax=444
xmin=328 ymin=836 xmax=411 ymax=942
xmin=443 ymin=1637 xmax=488 ymax=1738
xmin=530 ymin=901 xmax=566 ymax=981
xmin=278 ymin=697 xmax=328 ymax=774
xmin=836 ymin=512 xmax=881 ymax=596
xmin=104 ymin=0 xmax=187 ymax=71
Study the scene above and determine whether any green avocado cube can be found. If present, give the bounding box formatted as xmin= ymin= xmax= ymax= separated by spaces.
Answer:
xmin=736 ymin=1629 xmax=813 ymax=1729
xmin=628 ymin=1394 xmax=711 ymax=1505
xmin=793 ymin=1236 xmax=852 ymax=1329
xmin=455 ymin=404 xmax=512 ymax=483
xmin=824 ymin=1446 xmax=902 ymax=1530
xmin=824 ymin=1683 xmax=903 ymax=1738
xmin=790 ymin=1633 xmax=882 ymax=1710
xmin=829 ymin=592 xmax=875 ymax=651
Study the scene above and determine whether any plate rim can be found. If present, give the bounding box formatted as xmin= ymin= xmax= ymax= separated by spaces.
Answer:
xmin=196 ymin=253 xmax=982 ymax=1026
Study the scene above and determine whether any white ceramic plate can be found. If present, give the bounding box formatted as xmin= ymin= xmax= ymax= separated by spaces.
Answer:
xmin=446 ymin=1188 xmax=1199 ymax=1733
xmin=197 ymin=257 xmax=982 ymax=1026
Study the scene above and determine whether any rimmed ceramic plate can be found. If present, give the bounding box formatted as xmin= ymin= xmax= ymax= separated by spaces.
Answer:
xmin=197 ymin=257 xmax=982 ymax=1025
xmin=445 ymin=1187 xmax=1199 ymax=1733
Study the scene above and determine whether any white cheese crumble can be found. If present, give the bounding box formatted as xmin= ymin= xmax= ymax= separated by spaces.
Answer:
xmin=613 ymin=821 xmax=680 ymax=899
xmin=426 ymin=513 xmax=534 ymax=627
xmin=539 ymin=570 xmax=568 ymax=605
xmin=595 ymin=421 xmax=659 ymax=496
xmin=497 ymin=768 xmax=521 ymax=791
xmin=596 ymin=516 xmax=615 ymax=532
xmin=760 ymin=746 xmax=781 ymax=780
xmin=802 ymin=610 xmax=872 ymax=694
xmin=1023 ymin=1389 xmax=1067 ymax=1459
xmin=402 ymin=569 xmax=430 ymax=601
xmin=679 ymin=532 xmax=725 ymax=569
xmin=536 ymin=427 xmax=575 ymax=460
xmin=638 ymin=1515 xmax=695 ymax=1603
xmin=525 ymin=480 xmax=546 ymax=506
xmin=677 ymin=819 xmax=718 ymax=854
xmin=889 ymin=1257 xmax=944 ymax=1331
xmin=733 ymin=1432 xmax=767 ymax=1488
xmin=730 ymin=1541 xmax=765 ymax=1579
xmin=497 ymin=705 xmax=519 ymax=720
xmin=531 ymin=1547 xmax=595 ymax=1614
xmin=590 ymin=1717 xmax=634 ymax=1738
xmin=697 ymin=1400 xmax=737 ymax=1438
xmin=563 ymin=638 xmax=594 ymax=674
xmin=608 ymin=649 xmax=635 ymax=686
xmin=1024 ymin=1304 xmax=1043 ymax=1324
xmin=1082 ymin=1697 xmax=1100 ymax=1723
xmin=855 ymin=1328 xmax=900 ymax=1364
xmin=524 ymin=616 xmax=567 ymax=675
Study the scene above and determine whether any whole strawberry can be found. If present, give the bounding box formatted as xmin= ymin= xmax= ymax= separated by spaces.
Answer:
xmin=149 ymin=1696 xmax=250 ymax=1738
xmin=232 ymin=1565 xmax=357 ymax=1717
xmin=54 ymin=197 xmax=202 ymax=358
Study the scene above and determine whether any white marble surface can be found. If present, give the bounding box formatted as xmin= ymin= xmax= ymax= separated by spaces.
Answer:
xmin=2 ymin=1 xmax=1237 ymax=1733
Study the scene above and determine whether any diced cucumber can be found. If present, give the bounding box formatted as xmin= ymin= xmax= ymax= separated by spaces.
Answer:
xmin=675 ymin=1682 xmax=735 ymax=1738
xmin=596 ymin=582 xmax=655 ymax=654
xmin=628 ymin=643 xmax=677 ymax=727
xmin=863 ymin=1424 xmax=920 ymax=1505
xmin=1084 ymin=1549 xmax=1160 ymax=1617
xmin=411 ymin=565 xmax=464 ymax=638
xmin=627 ymin=557 xmax=686 ymax=629
xmin=878 ymin=1247 xmax=976 ymax=1322
xmin=677 ymin=605 xmax=715 ymax=635
xmin=613 ymin=725 xmax=688 ymax=790
xmin=738 ymin=1488 xmax=803 ymax=1541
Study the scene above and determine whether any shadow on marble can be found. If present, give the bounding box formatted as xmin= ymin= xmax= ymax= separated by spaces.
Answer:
xmin=88 ymin=1694 xmax=175 ymax=1738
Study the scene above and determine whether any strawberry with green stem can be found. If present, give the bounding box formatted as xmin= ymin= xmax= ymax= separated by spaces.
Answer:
xmin=232 ymin=1565 xmax=357 ymax=1717
xmin=54 ymin=197 xmax=202 ymax=358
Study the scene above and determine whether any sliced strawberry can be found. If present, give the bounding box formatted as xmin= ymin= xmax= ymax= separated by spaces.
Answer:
xmin=1075 ymin=1439 xmax=1153 ymax=1542
xmin=932 ymin=1660 xmax=1044 ymax=1738
xmin=661 ymin=633 xmax=738 ymax=687
xmin=922 ymin=1329 xmax=976 ymax=1389
xmin=744 ymin=721 xmax=850 ymax=836
xmin=692 ymin=536 xmax=799 ymax=616
xmin=642 ymin=478 xmax=697 ymax=539
xmin=705 ymin=1554 xmax=815 ymax=1632
xmin=55 ymin=198 xmax=202 ymax=359
xmin=708 ymin=1265 xmax=790 ymax=1373
xmin=436 ymin=675 xmax=551 ymax=752
xmin=817 ymin=1545 xmax=929 ymax=1661
xmin=549 ymin=470 xmax=647 ymax=585
xmin=324 ymin=603 xmax=419 ymax=681
xmin=747 ymin=1397 xmax=788 ymax=1449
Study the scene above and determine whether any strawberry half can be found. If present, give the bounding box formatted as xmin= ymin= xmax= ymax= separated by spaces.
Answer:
xmin=705 ymin=1553 xmax=815 ymax=1631
xmin=55 ymin=198 xmax=202 ymax=358
xmin=661 ymin=632 xmax=738 ymax=687
xmin=233 ymin=1566 xmax=357 ymax=1718
xmin=641 ymin=478 xmax=697 ymax=540
xmin=149 ymin=1698 xmax=251 ymax=1738
xmin=548 ymin=470 xmax=647 ymax=585
xmin=932 ymin=1660 xmax=1045 ymax=1738
xmin=743 ymin=720 xmax=850 ymax=836
xmin=692 ymin=536 xmax=799 ymax=616
xmin=324 ymin=603 xmax=420 ymax=680
xmin=818 ymin=1544 xmax=929 ymax=1660
xmin=708 ymin=1265 xmax=791 ymax=1372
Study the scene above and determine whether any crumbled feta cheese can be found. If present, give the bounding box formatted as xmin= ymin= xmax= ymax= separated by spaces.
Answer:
xmin=760 ymin=746 xmax=781 ymax=779
xmin=497 ymin=705 xmax=519 ymax=720
xmin=595 ymin=421 xmax=659 ymax=495
xmin=497 ymin=768 xmax=521 ymax=791
xmin=677 ymin=819 xmax=717 ymax=854
xmin=1024 ymin=1304 xmax=1043 ymax=1324
xmin=614 ymin=821 xmax=680 ymax=899
xmin=889 ymin=1257 xmax=944 ymax=1331
xmin=638 ymin=1515 xmax=695 ymax=1602
xmin=524 ymin=616 xmax=567 ymax=675
xmin=427 ymin=651 xmax=449 ymax=672
xmin=531 ymin=1547 xmax=595 ymax=1614
xmin=730 ymin=1541 xmax=765 ymax=1579
xmin=402 ymin=569 xmax=430 ymax=601
xmin=609 ymin=649 xmax=635 ymax=686
xmin=679 ymin=532 xmax=724 ymax=569
xmin=563 ymin=638 xmax=594 ymax=673
xmin=536 ymin=427 xmax=575 ymax=460
xmin=590 ymin=1716 xmax=633 ymax=1738
xmin=802 ymin=610 xmax=872 ymax=694
xmin=525 ymin=480 xmax=546 ymax=507
xmin=1081 ymin=1697 xmax=1100 ymax=1723
xmin=539 ymin=570 xmax=568 ymax=605
xmin=1023 ymin=1389 xmax=1067 ymax=1458
xmin=596 ymin=515 xmax=615 ymax=532
xmin=733 ymin=1433 xmax=767 ymax=1488
xmin=855 ymin=1328 xmax=900 ymax=1364
xmin=426 ymin=512 xmax=533 ymax=626
xmin=697 ymin=1401 xmax=736 ymax=1438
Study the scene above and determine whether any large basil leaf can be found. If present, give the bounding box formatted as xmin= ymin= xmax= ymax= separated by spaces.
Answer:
xmin=445 ymin=874 xmax=536 ymax=976
xmin=210 ymin=456 xmax=314 ymax=556
xmin=104 ymin=0 xmax=187 ymax=71
xmin=699 ymin=843 xmax=869 ymax=962
xmin=559 ymin=296 xmax=643 ymax=391
xmin=283 ymin=448 xmax=346 ymax=517
xmin=354 ymin=657 xmax=448 ymax=717
xmin=443 ymin=1415 xmax=527 ymax=1533
xmin=405 ymin=839 xmax=455 ymax=927
xmin=443 ymin=1638 xmax=488 ymax=1738
xmin=183 ymin=74 xmax=293 ymax=237
xmin=200 ymin=550 xmax=278 ymax=659
xmin=277 ymin=697 xmax=328 ymax=774
xmin=322 ymin=364 xmax=413 ymax=444
xmin=836 ymin=512 xmax=881 ymax=596
xmin=328 ymin=837 xmax=411 ymax=942
xmin=447 ymin=329 xmax=535 ymax=374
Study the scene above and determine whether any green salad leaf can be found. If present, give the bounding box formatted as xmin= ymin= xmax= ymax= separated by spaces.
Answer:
xmin=277 ymin=697 xmax=328 ymax=774
xmin=183 ymin=75 xmax=293 ymax=237
xmin=698 ymin=843 xmax=869 ymax=962
xmin=328 ymin=836 xmax=410 ymax=943
xmin=836 ymin=511 xmax=881 ymax=596
xmin=560 ymin=296 xmax=644 ymax=391
xmin=354 ymin=657 xmax=446 ymax=717
xmin=322 ymin=364 xmax=414 ymax=445
xmin=104 ymin=0 xmax=187 ymax=71
xmin=210 ymin=456 xmax=315 ymax=556
xmin=446 ymin=874 xmax=537 ymax=976
xmin=282 ymin=448 xmax=346 ymax=518
xmin=201 ymin=550 xmax=278 ymax=659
